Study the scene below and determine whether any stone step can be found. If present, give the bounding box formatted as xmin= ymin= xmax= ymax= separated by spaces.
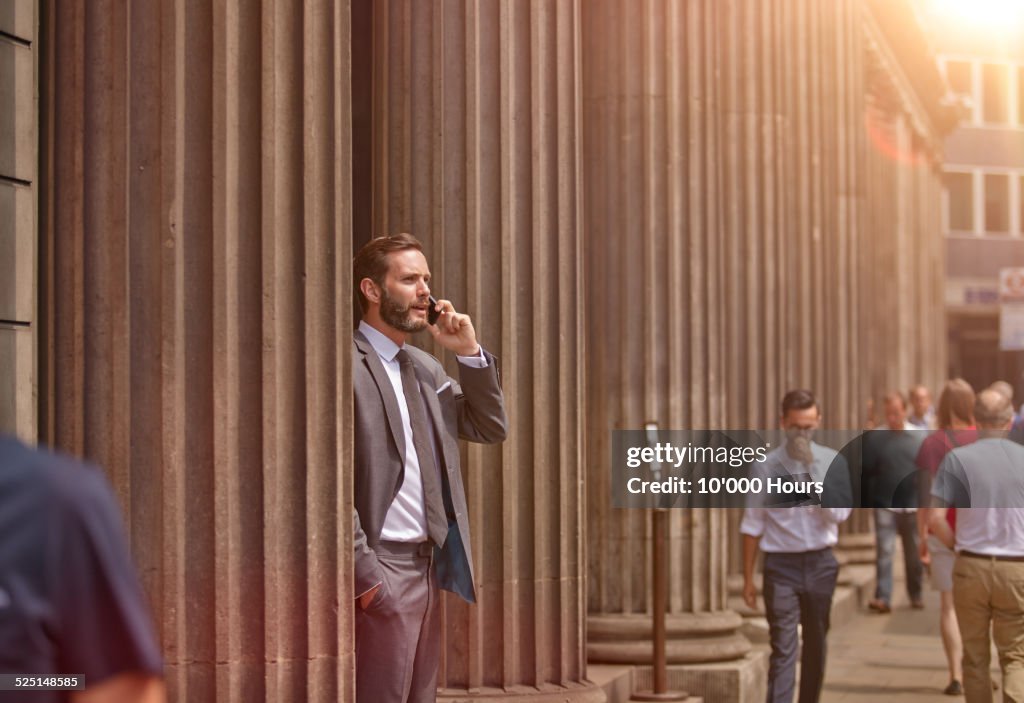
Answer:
xmin=589 ymin=665 xmax=707 ymax=703
xmin=632 ymin=658 xmax=764 ymax=703
xmin=838 ymin=533 xmax=876 ymax=550
xmin=836 ymin=546 xmax=876 ymax=565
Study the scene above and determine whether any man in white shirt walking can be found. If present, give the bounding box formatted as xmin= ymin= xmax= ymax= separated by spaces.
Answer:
xmin=742 ymin=389 xmax=852 ymax=703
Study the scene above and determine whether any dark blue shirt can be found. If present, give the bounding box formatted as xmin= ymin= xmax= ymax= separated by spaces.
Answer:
xmin=861 ymin=429 xmax=926 ymax=509
xmin=0 ymin=436 xmax=162 ymax=702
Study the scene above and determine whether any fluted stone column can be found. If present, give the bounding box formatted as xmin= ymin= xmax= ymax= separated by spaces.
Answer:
xmin=369 ymin=2 xmax=602 ymax=701
xmin=0 ymin=0 xmax=37 ymax=441
xmin=584 ymin=2 xmax=950 ymax=698
xmin=39 ymin=2 xmax=355 ymax=701
xmin=712 ymin=0 xmax=950 ymax=597
xmin=582 ymin=5 xmax=750 ymax=697
xmin=834 ymin=8 xmax=948 ymax=548
xmin=859 ymin=12 xmax=948 ymax=403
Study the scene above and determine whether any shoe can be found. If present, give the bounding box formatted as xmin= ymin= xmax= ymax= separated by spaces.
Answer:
xmin=910 ymin=598 xmax=924 ymax=609
xmin=868 ymin=599 xmax=891 ymax=613
xmin=943 ymin=680 xmax=963 ymax=695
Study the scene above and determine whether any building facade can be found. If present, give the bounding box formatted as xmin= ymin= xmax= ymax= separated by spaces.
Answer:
xmin=914 ymin=0 xmax=1024 ymax=392
xmin=2 ymin=1 xmax=950 ymax=701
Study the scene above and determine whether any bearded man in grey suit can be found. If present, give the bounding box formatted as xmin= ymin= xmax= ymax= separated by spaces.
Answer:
xmin=352 ymin=233 xmax=508 ymax=703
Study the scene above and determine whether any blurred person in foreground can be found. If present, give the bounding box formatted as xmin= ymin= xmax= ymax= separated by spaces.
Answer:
xmin=0 ymin=435 xmax=164 ymax=703
xmin=916 ymin=378 xmax=977 ymax=696
xmin=930 ymin=389 xmax=1024 ymax=703
xmin=862 ymin=391 xmax=924 ymax=613
xmin=742 ymin=389 xmax=852 ymax=703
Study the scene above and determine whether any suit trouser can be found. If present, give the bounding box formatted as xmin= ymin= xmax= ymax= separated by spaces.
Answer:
xmin=763 ymin=548 xmax=839 ymax=703
xmin=356 ymin=542 xmax=440 ymax=703
xmin=952 ymin=553 xmax=1024 ymax=703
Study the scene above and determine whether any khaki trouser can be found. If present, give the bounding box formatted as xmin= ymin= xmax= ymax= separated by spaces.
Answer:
xmin=952 ymin=554 xmax=1024 ymax=703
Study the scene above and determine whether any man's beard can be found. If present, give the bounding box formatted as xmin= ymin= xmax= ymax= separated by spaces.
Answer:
xmin=379 ymin=286 xmax=428 ymax=333
xmin=785 ymin=428 xmax=815 ymax=465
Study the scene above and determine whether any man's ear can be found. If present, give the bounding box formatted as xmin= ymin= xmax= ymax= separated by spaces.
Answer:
xmin=360 ymin=278 xmax=381 ymax=305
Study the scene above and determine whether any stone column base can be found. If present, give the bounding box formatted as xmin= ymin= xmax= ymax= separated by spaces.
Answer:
xmin=588 ymin=612 xmax=750 ymax=664
xmin=438 ymin=682 xmax=608 ymax=703
xmin=590 ymin=652 xmax=768 ymax=703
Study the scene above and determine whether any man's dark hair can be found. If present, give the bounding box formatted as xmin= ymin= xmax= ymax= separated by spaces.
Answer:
xmin=781 ymin=389 xmax=817 ymax=416
xmin=352 ymin=233 xmax=424 ymax=313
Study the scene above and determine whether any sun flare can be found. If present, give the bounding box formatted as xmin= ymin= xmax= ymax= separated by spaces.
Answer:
xmin=931 ymin=0 xmax=1024 ymax=30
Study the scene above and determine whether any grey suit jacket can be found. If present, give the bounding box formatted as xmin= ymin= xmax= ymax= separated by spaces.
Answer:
xmin=352 ymin=329 xmax=507 ymax=603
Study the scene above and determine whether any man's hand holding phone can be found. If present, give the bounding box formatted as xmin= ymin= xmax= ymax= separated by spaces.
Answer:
xmin=427 ymin=295 xmax=480 ymax=357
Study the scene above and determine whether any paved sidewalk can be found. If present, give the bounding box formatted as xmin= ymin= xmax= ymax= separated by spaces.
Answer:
xmin=821 ymin=578 xmax=1000 ymax=702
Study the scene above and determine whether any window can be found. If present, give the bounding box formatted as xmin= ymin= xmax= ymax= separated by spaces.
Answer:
xmin=946 ymin=60 xmax=972 ymax=95
xmin=983 ymin=63 xmax=1009 ymax=123
xmin=985 ymin=173 xmax=1009 ymax=234
xmin=947 ymin=172 xmax=973 ymax=232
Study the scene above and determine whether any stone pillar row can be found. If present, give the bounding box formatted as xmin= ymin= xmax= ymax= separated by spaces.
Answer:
xmin=33 ymin=1 xmax=952 ymax=701
xmin=582 ymin=3 xmax=949 ymax=696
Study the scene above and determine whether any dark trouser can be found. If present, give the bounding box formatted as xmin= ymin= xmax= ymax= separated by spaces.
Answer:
xmin=356 ymin=541 xmax=440 ymax=703
xmin=763 ymin=548 xmax=840 ymax=703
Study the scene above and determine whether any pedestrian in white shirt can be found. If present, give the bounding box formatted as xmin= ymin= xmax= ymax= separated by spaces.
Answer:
xmin=742 ymin=389 xmax=852 ymax=703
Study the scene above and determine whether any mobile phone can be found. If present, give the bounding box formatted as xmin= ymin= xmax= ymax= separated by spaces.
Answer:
xmin=427 ymin=295 xmax=441 ymax=325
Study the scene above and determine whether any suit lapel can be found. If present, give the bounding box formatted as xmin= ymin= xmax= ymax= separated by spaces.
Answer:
xmin=354 ymin=330 xmax=407 ymax=464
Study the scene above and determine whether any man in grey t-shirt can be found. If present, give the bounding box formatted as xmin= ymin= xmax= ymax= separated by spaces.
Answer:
xmin=932 ymin=389 xmax=1024 ymax=703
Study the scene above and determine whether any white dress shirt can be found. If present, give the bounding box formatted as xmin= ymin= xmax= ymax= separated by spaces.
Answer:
xmin=740 ymin=440 xmax=852 ymax=553
xmin=358 ymin=321 xmax=487 ymax=542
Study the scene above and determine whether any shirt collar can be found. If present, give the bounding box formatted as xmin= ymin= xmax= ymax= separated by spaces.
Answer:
xmin=358 ymin=320 xmax=406 ymax=363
